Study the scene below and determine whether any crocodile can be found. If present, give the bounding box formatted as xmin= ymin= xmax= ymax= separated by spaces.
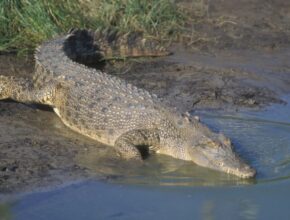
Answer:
xmin=0 ymin=29 xmax=256 ymax=178
xmin=62 ymin=28 xmax=171 ymax=69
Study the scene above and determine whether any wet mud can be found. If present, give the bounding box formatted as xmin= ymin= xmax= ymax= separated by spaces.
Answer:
xmin=1 ymin=0 xmax=290 ymax=193
xmin=111 ymin=49 xmax=290 ymax=112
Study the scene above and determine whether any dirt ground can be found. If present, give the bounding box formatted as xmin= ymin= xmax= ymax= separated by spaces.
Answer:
xmin=0 ymin=0 xmax=290 ymax=194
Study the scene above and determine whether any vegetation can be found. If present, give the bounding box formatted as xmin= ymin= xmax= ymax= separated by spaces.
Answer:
xmin=0 ymin=0 xmax=196 ymax=54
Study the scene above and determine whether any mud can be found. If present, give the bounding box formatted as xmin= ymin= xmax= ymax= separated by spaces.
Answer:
xmin=180 ymin=0 xmax=290 ymax=52
xmin=110 ymin=49 xmax=290 ymax=112
xmin=1 ymin=0 xmax=290 ymax=193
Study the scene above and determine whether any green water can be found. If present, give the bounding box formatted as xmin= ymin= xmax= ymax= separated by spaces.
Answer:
xmin=1 ymin=96 xmax=290 ymax=220
xmin=3 ymin=179 xmax=290 ymax=220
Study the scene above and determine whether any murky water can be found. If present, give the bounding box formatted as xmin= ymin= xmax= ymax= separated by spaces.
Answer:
xmin=0 ymin=52 xmax=290 ymax=219
xmin=73 ymin=95 xmax=290 ymax=187
xmin=1 ymin=95 xmax=289 ymax=220
xmin=197 ymin=95 xmax=290 ymax=183
xmin=5 ymin=179 xmax=290 ymax=220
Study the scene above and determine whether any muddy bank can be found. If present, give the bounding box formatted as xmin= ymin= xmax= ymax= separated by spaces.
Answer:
xmin=1 ymin=0 xmax=290 ymax=194
xmin=180 ymin=0 xmax=290 ymax=52
xmin=1 ymin=49 xmax=289 ymax=194
xmin=110 ymin=48 xmax=290 ymax=112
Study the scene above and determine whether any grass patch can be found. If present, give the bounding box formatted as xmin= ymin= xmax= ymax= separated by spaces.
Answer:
xmin=86 ymin=0 xmax=186 ymax=39
xmin=0 ymin=0 xmax=94 ymax=53
xmin=0 ymin=0 xmax=198 ymax=54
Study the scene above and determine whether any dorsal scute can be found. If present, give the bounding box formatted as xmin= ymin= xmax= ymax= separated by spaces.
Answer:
xmin=33 ymin=28 xmax=163 ymax=106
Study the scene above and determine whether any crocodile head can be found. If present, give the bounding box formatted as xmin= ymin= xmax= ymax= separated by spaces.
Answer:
xmin=188 ymin=133 xmax=256 ymax=178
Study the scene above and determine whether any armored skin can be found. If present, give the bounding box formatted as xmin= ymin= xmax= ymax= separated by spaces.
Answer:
xmin=0 ymin=29 xmax=256 ymax=178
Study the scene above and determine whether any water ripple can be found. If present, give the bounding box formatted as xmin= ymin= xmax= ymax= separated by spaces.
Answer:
xmin=77 ymin=95 xmax=290 ymax=187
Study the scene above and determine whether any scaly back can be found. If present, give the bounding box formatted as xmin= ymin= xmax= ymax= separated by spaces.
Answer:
xmin=33 ymin=29 xmax=170 ymax=88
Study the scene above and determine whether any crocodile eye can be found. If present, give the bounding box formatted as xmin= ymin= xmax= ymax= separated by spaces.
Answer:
xmin=193 ymin=115 xmax=200 ymax=122
xmin=211 ymin=141 xmax=221 ymax=149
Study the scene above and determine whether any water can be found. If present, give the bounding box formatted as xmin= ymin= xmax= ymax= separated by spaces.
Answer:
xmin=5 ymin=180 xmax=290 ymax=220
xmin=0 ymin=52 xmax=290 ymax=219
xmin=196 ymin=96 xmax=290 ymax=183
xmin=1 ymin=95 xmax=289 ymax=220
xmin=75 ymin=95 xmax=290 ymax=186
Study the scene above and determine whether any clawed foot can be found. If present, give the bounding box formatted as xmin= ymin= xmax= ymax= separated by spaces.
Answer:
xmin=114 ymin=152 xmax=145 ymax=169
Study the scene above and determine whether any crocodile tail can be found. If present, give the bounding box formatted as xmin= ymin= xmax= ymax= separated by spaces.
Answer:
xmin=64 ymin=28 xmax=171 ymax=66
xmin=33 ymin=28 xmax=171 ymax=87
xmin=33 ymin=29 xmax=106 ymax=88
xmin=93 ymin=28 xmax=171 ymax=59
xmin=63 ymin=28 xmax=106 ymax=68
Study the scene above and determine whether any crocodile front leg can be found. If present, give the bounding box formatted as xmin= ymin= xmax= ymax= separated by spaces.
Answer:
xmin=114 ymin=129 xmax=160 ymax=160
xmin=0 ymin=75 xmax=58 ymax=106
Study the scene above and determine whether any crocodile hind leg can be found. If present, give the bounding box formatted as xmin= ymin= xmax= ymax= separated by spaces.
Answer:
xmin=114 ymin=141 xmax=141 ymax=160
xmin=114 ymin=129 xmax=160 ymax=160
xmin=0 ymin=75 xmax=57 ymax=106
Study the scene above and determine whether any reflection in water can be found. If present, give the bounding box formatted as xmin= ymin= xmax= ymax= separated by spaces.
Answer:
xmin=0 ymin=203 xmax=12 ymax=220
xmin=77 ymin=143 xmax=255 ymax=187
xmin=200 ymin=198 xmax=259 ymax=220
xmin=0 ymin=55 xmax=290 ymax=189
xmin=197 ymin=96 xmax=290 ymax=184
xmin=76 ymin=96 xmax=290 ymax=186
xmin=0 ymin=55 xmax=290 ymax=220
xmin=202 ymin=200 xmax=215 ymax=220
xmin=238 ymin=199 xmax=259 ymax=220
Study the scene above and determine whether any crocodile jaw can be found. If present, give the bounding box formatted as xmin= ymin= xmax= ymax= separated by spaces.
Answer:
xmin=188 ymin=143 xmax=256 ymax=178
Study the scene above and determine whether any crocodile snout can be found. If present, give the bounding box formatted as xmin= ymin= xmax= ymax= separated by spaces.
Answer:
xmin=230 ymin=164 xmax=256 ymax=179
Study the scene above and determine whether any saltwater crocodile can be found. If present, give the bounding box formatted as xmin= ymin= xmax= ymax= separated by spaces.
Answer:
xmin=0 ymin=29 xmax=256 ymax=178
